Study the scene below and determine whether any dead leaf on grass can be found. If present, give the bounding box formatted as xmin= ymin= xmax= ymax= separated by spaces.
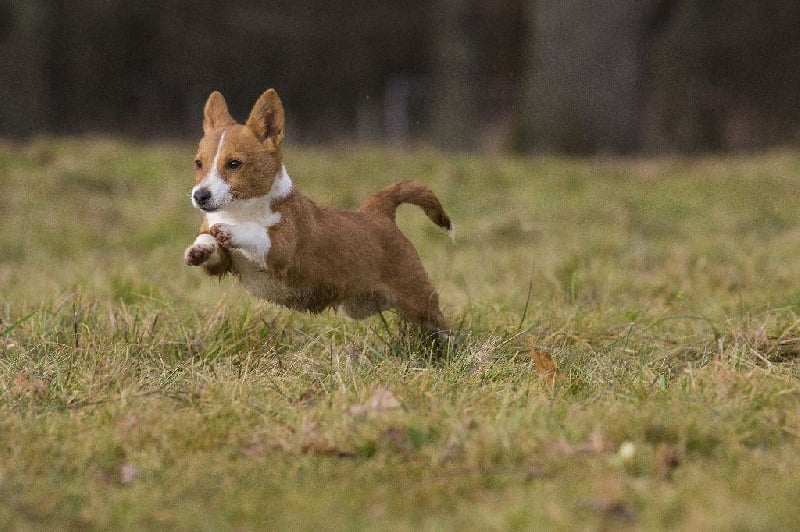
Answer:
xmin=241 ymin=437 xmax=267 ymax=459
xmin=586 ymin=497 xmax=638 ymax=524
xmin=299 ymin=422 xmax=356 ymax=457
xmin=349 ymin=387 xmax=402 ymax=418
xmin=381 ymin=426 xmax=413 ymax=454
xmin=114 ymin=413 xmax=141 ymax=433
xmin=655 ymin=444 xmax=680 ymax=481
xmin=12 ymin=373 xmax=47 ymax=395
xmin=300 ymin=439 xmax=356 ymax=457
xmin=292 ymin=389 xmax=321 ymax=407
xmin=584 ymin=428 xmax=617 ymax=457
xmin=119 ymin=462 xmax=140 ymax=485
xmin=554 ymin=427 xmax=616 ymax=458
xmin=527 ymin=335 xmax=560 ymax=386
xmin=525 ymin=463 xmax=554 ymax=481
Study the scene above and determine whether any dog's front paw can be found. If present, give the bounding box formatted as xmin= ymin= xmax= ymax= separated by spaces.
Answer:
xmin=185 ymin=244 xmax=212 ymax=266
xmin=209 ymin=223 xmax=235 ymax=248
xmin=184 ymin=234 xmax=217 ymax=266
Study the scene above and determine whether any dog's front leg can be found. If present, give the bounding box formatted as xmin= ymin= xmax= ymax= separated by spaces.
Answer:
xmin=265 ymin=220 xmax=297 ymax=278
xmin=210 ymin=222 xmax=271 ymax=268
xmin=185 ymin=233 xmax=232 ymax=276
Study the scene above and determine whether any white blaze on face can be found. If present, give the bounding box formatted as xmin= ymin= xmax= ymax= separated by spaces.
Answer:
xmin=192 ymin=131 xmax=232 ymax=211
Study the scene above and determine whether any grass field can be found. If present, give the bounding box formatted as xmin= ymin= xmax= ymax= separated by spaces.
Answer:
xmin=1 ymin=138 xmax=800 ymax=529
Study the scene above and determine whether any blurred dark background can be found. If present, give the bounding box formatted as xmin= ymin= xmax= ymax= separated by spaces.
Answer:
xmin=1 ymin=0 xmax=798 ymax=153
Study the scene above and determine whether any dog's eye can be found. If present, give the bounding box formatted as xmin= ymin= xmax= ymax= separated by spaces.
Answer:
xmin=195 ymin=159 xmax=202 ymax=170
xmin=227 ymin=159 xmax=242 ymax=170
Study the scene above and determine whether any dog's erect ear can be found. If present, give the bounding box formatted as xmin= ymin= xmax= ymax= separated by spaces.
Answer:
xmin=245 ymin=89 xmax=285 ymax=148
xmin=203 ymin=91 xmax=236 ymax=133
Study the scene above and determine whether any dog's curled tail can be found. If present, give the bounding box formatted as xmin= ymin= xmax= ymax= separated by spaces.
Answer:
xmin=360 ymin=180 xmax=454 ymax=238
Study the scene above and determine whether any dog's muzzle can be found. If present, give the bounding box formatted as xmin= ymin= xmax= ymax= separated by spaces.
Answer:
xmin=192 ymin=187 xmax=215 ymax=211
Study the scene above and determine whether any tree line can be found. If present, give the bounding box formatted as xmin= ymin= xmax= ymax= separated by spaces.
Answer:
xmin=0 ymin=0 xmax=797 ymax=153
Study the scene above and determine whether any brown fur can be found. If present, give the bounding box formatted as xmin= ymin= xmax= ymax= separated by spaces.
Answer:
xmin=185 ymin=89 xmax=452 ymax=337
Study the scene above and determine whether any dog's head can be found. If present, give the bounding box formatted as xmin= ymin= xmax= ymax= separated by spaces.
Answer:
xmin=191 ymin=89 xmax=286 ymax=212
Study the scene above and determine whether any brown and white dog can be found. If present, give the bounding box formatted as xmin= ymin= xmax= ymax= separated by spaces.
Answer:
xmin=184 ymin=89 xmax=453 ymax=339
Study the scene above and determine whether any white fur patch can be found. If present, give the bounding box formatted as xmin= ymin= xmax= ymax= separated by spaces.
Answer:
xmin=447 ymin=222 xmax=456 ymax=243
xmin=271 ymin=166 xmax=294 ymax=200
xmin=211 ymin=221 xmax=272 ymax=265
xmin=193 ymin=233 xmax=217 ymax=248
xmin=210 ymin=130 xmax=227 ymax=175
xmin=204 ymin=167 xmax=291 ymax=267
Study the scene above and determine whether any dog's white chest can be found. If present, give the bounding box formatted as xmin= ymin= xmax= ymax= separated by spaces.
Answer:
xmin=206 ymin=198 xmax=281 ymax=267
xmin=200 ymin=168 xmax=297 ymax=303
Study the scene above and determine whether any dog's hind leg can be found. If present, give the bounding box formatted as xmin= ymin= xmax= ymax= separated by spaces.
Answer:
xmin=392 ymin=280 xmax=451 ymax=344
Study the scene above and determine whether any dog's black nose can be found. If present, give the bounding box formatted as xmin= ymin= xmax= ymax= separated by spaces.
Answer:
xmin=193 ymin=187 xmax=212 ymax=205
